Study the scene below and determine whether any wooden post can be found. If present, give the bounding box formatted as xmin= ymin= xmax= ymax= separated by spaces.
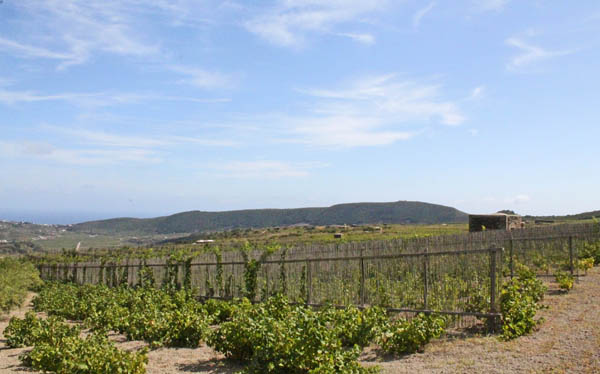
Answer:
xmin=490 ymin=248 xmax=497 ymax=313
xmin=423 ymin=247 xmax=429 ymax=310
xmin=488 ymin=247 xmax=500 ymax=331
xmin=509 ymin=237 xmax=514 ymax=279
xmin=568 ymin=236 xmax=574 ymax=277
xmin=360 ymin=253 xmax=366 ymax=306
xmin=264 ymin=265 xmax=269 ymax=299
xmin=306 ymin=260 xmax=312 ymax=304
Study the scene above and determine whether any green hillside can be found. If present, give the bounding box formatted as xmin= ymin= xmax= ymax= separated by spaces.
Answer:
xmin=70 ymin=201 xmax=468 ymax=235
xmin=525 ymin=209 xmax=600 ymax=222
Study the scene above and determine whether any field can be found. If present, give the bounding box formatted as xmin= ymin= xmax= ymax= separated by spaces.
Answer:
xmin=0 ymin=220 xmax=194 ymax=253
xmin=34 ymin=223 xmax=600 ymax=319
xmin=0 ymin=220 xmax=469 ymax=253
xmin=2 ymin=218 xmax=595 ymax=253
xmin=2 ymin=222 xmax=600 ymax=373
xmin=161 ymin=223 xmax=469 ymax=245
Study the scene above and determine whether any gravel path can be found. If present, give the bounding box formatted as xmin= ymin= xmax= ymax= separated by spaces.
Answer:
xmin=1 ymin=267 xmax=599 ymax=373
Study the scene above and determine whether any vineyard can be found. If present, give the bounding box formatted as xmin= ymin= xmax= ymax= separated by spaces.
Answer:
xmin=36 ymin=222 xmax=600 ymax=322
xmin=3 ymin=222 xmax=600 ymax=373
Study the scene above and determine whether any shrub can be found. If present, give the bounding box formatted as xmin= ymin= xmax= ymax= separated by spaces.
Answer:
xmin=579 ymin=241 xmax=600 ymax=265
xmin=379 ymin=313 xmax=446 ymax=355
xmin=208 ymin=296 xmax=378 ymax=374
xmin=500 ymin=264 xmax=546 ymax=340
xmin=4 ymin=312 xmax=80 ymax=348
xmin=5 ymin=312 xmax=147 ymax=374
xmin=33 ymin=282 xmax=210 ymax=348
xmin=0 ymin=258 xmax=42 ymax=313
xmin=203 ymin=298 xmax=234 ymax=324
xmin=22 ymin=333 xmax=147 ymax=374
xmin=555 ymin=271 xmax=574 ymax=292
xmin=325 ymin=305 xmax=388 ymax=348
xmin=576 ymin=257 xmax=594 ymax=273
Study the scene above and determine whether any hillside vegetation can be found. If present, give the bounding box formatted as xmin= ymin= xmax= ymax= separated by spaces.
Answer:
xmin=70 ymin=201 xmax=468 ymax=235
xmin=0 ymin=258 xmax=42 ymax=313
xmin=526 ymin=209 xmax=600 ymax=222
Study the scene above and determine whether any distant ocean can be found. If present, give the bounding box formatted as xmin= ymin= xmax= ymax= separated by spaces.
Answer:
xmin=0 ymin=211 xmax=159 ymax=225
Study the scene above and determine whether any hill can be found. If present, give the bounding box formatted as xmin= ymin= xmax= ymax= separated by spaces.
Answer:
xmin=70 ymin=201 xmax=469 ymax=235
xmin=525 ymin=209 xmax=600 ymax=222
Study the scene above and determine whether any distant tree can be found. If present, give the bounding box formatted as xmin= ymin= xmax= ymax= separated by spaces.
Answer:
xmin=498 ymin=209 xmax=517 ymax=215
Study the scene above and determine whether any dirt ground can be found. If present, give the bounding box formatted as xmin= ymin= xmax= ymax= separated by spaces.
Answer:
xmin=2 ymin=267 xmax=599 ymax=374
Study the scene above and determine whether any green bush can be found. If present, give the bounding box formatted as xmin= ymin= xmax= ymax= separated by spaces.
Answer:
xmin=500 ymin=264 xmax=546 ymax=340
xmin=4 ymin=312 xmax=80 ymax=348
xmin=325 ymin=305 xmax=388 ymax=348
xmin=4 ymin=312 xmax=147 ymax=374
xmin=579 ymin=241 xmax=600 ymax=266
xmin=555 ymin=271 xmax=574 ymax=292
xmin=23 ymin=333 xmax=147 ymax=374
xmin=203 ymin=298 xmax=234 ymax=324
xmin=208 ymin=296 xmax=378 ymax=374
xmin=33 ymin=282 xmax=210 ymax=348
xmin=577 ymin=257 xmax=594 ymax=272
xmin=0 ymin=257 xmax=42 ymax=313
xmin=379 ymin=313 xmax=446 ymax=355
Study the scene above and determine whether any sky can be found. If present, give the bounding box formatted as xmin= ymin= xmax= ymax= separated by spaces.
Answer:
xmin=1 ymin=0 xmax=600 ymax=224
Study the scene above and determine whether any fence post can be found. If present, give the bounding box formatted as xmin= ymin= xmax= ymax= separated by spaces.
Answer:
xmin=264 ymin=265 xmax=269 ymax=299
xmin=360 ymin=251 xmax=366 ymax=306
xmin=569 ymin=236 xmax=574 ymax=277
xmin=423 ymin=246 xmax=429 ymax=310
xmin=509 ymin=236 xmax=514 ymax=279
xmin=489 ymin=247 xmax=500 ymax=331
xmin=489 ymin=247 xmax=498 ymax=314
xmin=306 ymin=260 xmax=312 ymax=304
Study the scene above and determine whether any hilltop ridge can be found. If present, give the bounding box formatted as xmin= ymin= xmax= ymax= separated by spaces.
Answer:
xmin=69 ymin=200 xmax=469 ymax=235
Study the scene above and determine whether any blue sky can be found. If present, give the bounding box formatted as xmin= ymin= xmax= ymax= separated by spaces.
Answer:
xmin=1 ymin=0 xmax=600 ymax=223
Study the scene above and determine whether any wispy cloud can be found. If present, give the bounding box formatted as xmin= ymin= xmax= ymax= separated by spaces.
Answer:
xmin=301 ymin=74 xmax=465 ymax=125
xmin=335 ymin=33 xmax=375 ymax=45
xmin=0 ymin=37 xmax=79 ymax=64
xmin=0 ymin=89 xmax=229 ymax=106
xmin=211 ymin=160 xmax=328 ymax=178
xmin=413 ymin=2 xmax=436 ymax=28
xmin=468 ymin=85 xmax=485 ymax=100
xmin=472 ymin=0 xmax=510 ymax=12
xmin=169 ymin=65 xmax=236 ymax=89
xmin=282 ymin=74 xmax=464 ymax=147
xmin=45 ymin=126 xmax=238 ymax=148
xmin=0 ymin=122 xmax=238 ymax=167
xmin=289 ymin=116 xmax=416 ymax=147
xmin=0 ymin=140 xmax=162 ymax=165
xmin=244 ymin=0 xmax=387 ymax=47
xmin=505 ymin=37 xmax=573 ymax=72
xmin=10 ymin=0 xmax=163 ymax=68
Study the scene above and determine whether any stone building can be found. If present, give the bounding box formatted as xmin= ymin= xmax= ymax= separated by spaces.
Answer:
xmin=468 ymin=213 xmax=523 ymax=232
